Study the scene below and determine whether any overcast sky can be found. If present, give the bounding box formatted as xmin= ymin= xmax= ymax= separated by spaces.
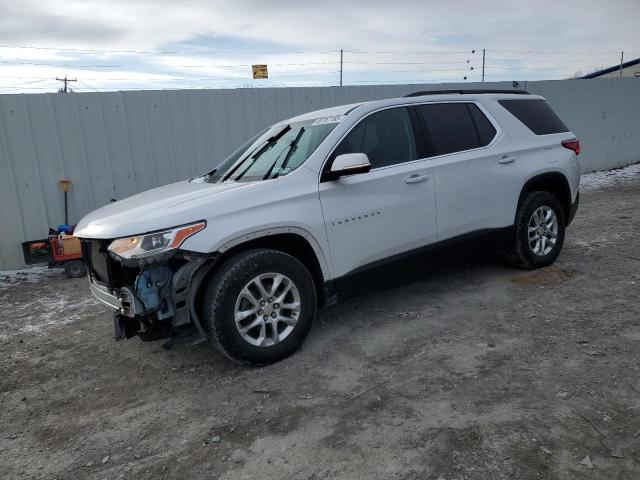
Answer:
xmin=0 ymin=0 xmax=639 ymax=93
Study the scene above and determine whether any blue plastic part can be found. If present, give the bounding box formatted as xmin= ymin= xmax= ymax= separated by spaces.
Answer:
xmin=57 ymin=224 xmax=73 ymax=234
xmin=135 ymin=265 xmax=174 ymax=320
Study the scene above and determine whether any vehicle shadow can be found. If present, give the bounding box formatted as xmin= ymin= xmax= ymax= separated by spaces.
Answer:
xmin=331 ymin=233 xmax=510 ymax=302
xmin=164 ymin=234 xmax=512 ymax=365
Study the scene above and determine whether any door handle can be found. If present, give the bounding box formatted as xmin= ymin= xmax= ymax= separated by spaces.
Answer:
xmin=405 ymin=174 xmax=429 ymax=184
xmin=498 ymin=156 xmax=516 ymax=165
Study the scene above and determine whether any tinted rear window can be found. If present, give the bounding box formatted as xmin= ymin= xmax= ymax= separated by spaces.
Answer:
xmin=499 ymin=99 xmax=568 ymax=135
xmin=416 ymin=103 xmax=496 ymax=156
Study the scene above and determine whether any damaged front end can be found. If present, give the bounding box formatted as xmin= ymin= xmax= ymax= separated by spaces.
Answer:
xmin=81 ymin=222 xmax=214 ymax=343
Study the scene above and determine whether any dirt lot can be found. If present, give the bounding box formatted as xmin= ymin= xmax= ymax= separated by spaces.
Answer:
xmin=1 ymin=168 xmax=639 ymax=480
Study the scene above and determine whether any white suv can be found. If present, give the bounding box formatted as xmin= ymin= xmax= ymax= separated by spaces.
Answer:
xmin=76 ymin=90 xmax=581 ymax=364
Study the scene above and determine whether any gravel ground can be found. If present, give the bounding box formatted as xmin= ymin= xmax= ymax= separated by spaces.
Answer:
xmin=1 ymin=168 xmax=639 ymax=480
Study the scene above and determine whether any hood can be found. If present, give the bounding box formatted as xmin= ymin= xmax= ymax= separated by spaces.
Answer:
xmin=75 ymin=179 xmax=272 ymax=239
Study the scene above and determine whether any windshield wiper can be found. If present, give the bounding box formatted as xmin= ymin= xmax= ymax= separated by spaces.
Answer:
xmin=263 ymin=127 xmax=305 ymax=180
xmin=223 ymin=124 xmax=291 ymax=182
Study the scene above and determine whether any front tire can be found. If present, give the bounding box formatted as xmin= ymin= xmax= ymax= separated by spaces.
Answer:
xmin=203 ymin=249 xmax=317 ymax=365
xmin=505 ymin=191 xmax=566 ymax=269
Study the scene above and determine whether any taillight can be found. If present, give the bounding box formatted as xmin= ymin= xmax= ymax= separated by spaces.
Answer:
xmin=562 ymin=139 xmax=580 ymax=155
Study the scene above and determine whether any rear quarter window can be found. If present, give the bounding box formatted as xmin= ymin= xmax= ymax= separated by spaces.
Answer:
xmin=499 ymin=99 xmax=568 ymax=135
xmin=468 ymin=104 xmax=497 ymax=146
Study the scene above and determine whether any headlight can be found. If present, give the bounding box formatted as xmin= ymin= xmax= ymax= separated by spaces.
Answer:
xmin=108 ymin=221 xmax=206 ymax=264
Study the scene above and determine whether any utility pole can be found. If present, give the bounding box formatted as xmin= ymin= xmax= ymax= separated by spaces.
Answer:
xmin=482 ymin=49 xmax=486 ymax=82
xmin=619 ymin=51 xmax=624 ymax=78
xmin=339 ymin=49 xmax=343 ymax=86
xmin=56 ymin=75 xmax=77 ymax=93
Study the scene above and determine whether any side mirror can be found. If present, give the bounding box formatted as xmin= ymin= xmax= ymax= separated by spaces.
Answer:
xmin=326 ymin=153 xmax=371 ymax=181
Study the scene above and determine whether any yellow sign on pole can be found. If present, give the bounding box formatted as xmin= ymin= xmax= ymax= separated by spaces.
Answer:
xmin=252 ymin=64 xmax=268 ymax=79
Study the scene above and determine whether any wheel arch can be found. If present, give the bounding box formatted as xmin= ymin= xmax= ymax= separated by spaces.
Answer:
xmin=516 ymin=172 xmax=572 ymax=225
xmin=198 ymin=228 xmax=331 ymax=308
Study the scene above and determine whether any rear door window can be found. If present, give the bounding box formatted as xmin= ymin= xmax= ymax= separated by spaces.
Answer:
xmin=331 ymin=107 xmax=417 ymax=169
xmin=415 ymin=102 xmax=495 ymax=156
xmin=498 ymin=99 xmax=568 ymax=135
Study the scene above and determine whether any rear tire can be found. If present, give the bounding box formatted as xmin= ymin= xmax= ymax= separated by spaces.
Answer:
xmin=203 ymin=248 xmax=317 ymax=365
xmin=64 ymin=259 xmax=86 ymax=278
xmin=505 ymin=191 xmax=566 ymax=269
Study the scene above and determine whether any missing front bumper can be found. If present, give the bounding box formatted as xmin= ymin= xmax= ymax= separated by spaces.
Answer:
xmin=87 ymin=256 xmax=215 ymax=343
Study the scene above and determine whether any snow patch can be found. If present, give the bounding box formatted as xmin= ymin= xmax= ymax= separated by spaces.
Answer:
xmin=581 ymin=163 xmax=640 ymax=191
xmin=0 ymin=266 xmax=63 ymax=289
xmin=0 ymin=266 xmax=103 ymax=340
xmin=17 ymin=296 xmax=101 ymax=335
xmin=0 ymin=293 xmax=101 ymax=340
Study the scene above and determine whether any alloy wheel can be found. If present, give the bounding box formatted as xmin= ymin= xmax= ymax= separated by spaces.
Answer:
xmin=233 ymin=273 xmax=301 ymax=347
xmin=527 ymin=206 xmax=558 ymax=256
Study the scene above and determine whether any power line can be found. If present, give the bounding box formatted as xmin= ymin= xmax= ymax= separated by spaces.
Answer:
xmin=344 ymin=50 xmax=475 ymax=54
xmin=74 ymin=71 xmax=341 ymax=82
xmin=0 ymin=61 xmax=122 ymax=68
xmin=0 ymin=44 xmax=339 ymax=56
xmin=0 ymin=60 xmax=341 ymax=69
xmin=376 ymin=67 xmax=476 ymax=73
xmin=0 ymin=44 xmax=181 ymax=55
xmin=489 ymin=49 xmax=635 ymax=54
xmin=0 ymin=71 xmax=345 ymax=92
xmin=488 ymin=57 xmax=620 ymax=63
xmin=177 ymin=62 xmax=338 ymax=68
xmin=346 ymin=61 xmax=471 ymax=66
xmin=479 ymin=65 xmax=605 ymax=71
xmin=0 ymin=74 xmax=52 ymax=79
xmin=1 ymin=78 xmax=51 ymax=88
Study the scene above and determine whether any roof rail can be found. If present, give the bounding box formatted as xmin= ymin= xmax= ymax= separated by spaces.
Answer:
xmin=404 ymin=89 xmax=530 ymax=97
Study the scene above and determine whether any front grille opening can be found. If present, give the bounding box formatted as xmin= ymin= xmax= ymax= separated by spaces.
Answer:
xmin=82 ymin=239 xmax=140 ymax=288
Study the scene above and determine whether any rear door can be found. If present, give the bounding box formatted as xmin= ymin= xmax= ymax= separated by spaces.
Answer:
xmin=319 ymin=106 xmax=437 ymax=279
xmin=414 ymin=102 xmax=523 ymax=240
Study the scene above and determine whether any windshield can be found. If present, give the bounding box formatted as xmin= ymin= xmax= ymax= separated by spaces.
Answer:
xmin=206 ymin=117 xmax=341 ymax=183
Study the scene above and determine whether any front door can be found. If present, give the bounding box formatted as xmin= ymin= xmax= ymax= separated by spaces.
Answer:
xmin=319 ymin=106 xmax=437 ymax=279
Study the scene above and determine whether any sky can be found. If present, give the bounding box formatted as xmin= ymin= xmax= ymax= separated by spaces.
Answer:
xmin=0 ymin=0 xmax=639 ymax=94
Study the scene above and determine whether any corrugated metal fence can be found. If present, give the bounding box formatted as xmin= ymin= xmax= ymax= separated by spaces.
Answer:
xmin=0 ymin=78 xmax=638 ymax=270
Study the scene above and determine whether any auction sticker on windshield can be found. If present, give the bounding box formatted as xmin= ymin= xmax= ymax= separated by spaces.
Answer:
xmin=311 ymin=115 xmax=346 ymax=126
